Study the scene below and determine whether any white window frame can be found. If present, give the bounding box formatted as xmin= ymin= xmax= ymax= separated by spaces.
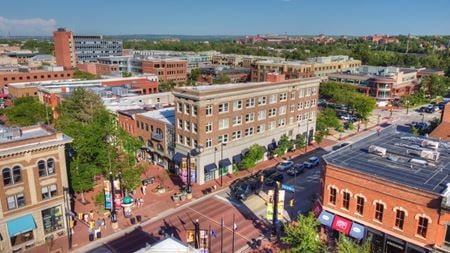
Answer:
xmin=218 ymin=118 xmax=229 ymax=130
xmin=219 ymin=102 xmax=229 ymax=113
xmin=233 ymin=100 xmax=243 ymax=111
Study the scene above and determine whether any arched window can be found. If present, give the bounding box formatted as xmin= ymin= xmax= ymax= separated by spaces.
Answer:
xmin=12 ymin=166 xmax=21 ymax=183
xmin=156 ymin=128 xmax=163 ymax=135
xmin=2 ymin=168 xmax=11 ymax=186
xmin=47 ymin=158 xmax=55 ymax=175
xmin=38 ymin=160 xmax=46 ymax=177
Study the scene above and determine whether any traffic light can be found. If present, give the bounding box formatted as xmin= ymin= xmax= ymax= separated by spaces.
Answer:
xmin=290 ymin=199 xmax=294 ymax=207
xmin=260 ymin=175 xmax=264 ymax=182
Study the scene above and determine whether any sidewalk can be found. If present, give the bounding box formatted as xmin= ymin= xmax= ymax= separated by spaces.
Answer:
xmin=26 ymin=140 xmax=335 ymax=253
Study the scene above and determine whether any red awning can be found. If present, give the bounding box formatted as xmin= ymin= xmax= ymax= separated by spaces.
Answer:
xmin=332 ymin=215 xmax=352 ymax=235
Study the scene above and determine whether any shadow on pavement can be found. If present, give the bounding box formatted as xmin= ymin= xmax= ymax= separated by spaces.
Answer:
xmin=101 ymin=226 xmax=160 ymax=253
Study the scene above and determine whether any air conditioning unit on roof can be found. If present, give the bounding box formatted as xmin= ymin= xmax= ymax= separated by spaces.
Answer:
xmin=368 ymin=145 xmax=387 ymax=157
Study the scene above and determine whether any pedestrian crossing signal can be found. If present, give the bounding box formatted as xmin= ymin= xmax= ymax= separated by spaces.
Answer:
xmin=290 ymin=199 xmax=294 ymax=207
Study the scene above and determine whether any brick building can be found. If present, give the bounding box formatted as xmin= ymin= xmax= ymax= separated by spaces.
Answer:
xmin=53 ymin=28 xmax=77 ymax=69
xmin=0 ymin=68 xmax=74 ymax=91
xmin=172 ymin=74 xmax=320 ymax=184
xmin=430 ymin=103 xmax=450 ymax=141
xmin=0 ymin=125 xmax=72 ymax=253
xmin=142 ymin=59 xmax=187 ymax=84
xmin=320 ymin=126 xmax=450 ymax=253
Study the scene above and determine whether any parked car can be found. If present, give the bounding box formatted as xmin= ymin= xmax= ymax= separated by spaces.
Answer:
xmin=264 ymin=172 xmax=284 ymax=186
xmin=303 ymin=156 xmax=320 ymax=168
xmin=276 ymin=160 xmax=294 ymax=171
xmin=340 ymin=114 xmax=358 ymax=122
xmin=332 ymin=143 xmax=350 ymax=151
xmin=417 ymin=106 xmax=428 ymax=112
xmin=230 ymin=177 xmax=261 ymax=200
xmin=413 ymin=122 xmax=429 ymax=130
xmin=286 ymin=164 xmax=305 ymax=176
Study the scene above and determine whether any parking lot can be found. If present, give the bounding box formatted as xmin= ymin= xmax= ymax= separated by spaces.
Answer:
xmin=217 ymin=148 xmax=328 ymax=224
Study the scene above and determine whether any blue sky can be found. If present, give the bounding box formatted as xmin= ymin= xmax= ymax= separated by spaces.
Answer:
xmin=1 ymin=0 xmax=450 ymax=36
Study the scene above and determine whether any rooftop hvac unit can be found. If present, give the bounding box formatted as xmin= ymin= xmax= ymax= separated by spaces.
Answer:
xmin=368 ymin=145 xmax=387 ymax=157
xmin=420 ymin=150 xmax=440 ymax=161
xmin=410 ymin=158 xmax=427 ymax=166
xmin=421 ymin=140 xmax=439 ymax=150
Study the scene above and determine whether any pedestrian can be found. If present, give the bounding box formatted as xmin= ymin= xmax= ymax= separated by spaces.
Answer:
xmin=102 ymin=218 xmax=106 ymax=228
xmin=89 ymin=220 xmax=95 ymax=230
xmin=141 ymin=185 xmax=144 ymax=194
xmin=135 ymin=198 xmax=139 ymax=207
xmin=140 ymin=198 xmax=144 ymax=206
xmin=96 ymin=218 xmax=102 ymax=228
xmin=83 ymin=213 xmax=89 ymax=223
xmin=143 ymin=185 xmax=147 ymax=195
xmin=89 ymin=210 xmax=94 ymax=220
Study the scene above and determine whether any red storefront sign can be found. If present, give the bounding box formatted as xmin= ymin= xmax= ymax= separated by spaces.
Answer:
xmin=332 ymin=215 xmax=352 ymax=235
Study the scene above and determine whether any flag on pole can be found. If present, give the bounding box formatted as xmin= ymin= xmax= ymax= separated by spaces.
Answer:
xmin=210 ymin=228 xmax=217 ymax=239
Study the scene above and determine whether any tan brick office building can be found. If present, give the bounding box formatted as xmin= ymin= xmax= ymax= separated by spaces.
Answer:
xmin=142 ymin=59 xmax=187 ymax=84
xmin=172 ymin=74 xmax=320 ymax=184
xmin=0 ymin=125 xmax=72 ymax=253
xmin=320 ymin=126 xmax=450 ymax=253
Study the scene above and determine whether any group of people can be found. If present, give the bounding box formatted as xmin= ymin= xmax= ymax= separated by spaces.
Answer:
xmin=77 ymin=210 xmax=107 ymax=240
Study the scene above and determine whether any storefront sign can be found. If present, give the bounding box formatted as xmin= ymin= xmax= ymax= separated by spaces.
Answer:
xmin=103 ymin=180 xmax=112 ymax=210
xmin=318 ymin=210 xmax=334 ymax=227
xmin=332 ymin=215 xmax=352 ymax=235
xmin=349 ymin=222 xmax=365 ymax=240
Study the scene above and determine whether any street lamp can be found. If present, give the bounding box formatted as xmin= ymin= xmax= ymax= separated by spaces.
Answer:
xmin=186 ymin=152 xmax=192 ymax=193
xmin=219 ymin=143 xmax=226 ymax=187
xmin=63 ymin=187 xmax=72 ymax=249
xmin=420 ymin=113 xmax=425 ymax=124
xmin=405 ymin=100 xmax=410 ymax=115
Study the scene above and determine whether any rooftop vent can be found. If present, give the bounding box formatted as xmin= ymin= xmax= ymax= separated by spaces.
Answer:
xmin=420 ymin=150 xmax=440 ymax=161
xmin=421 ymin=140 xmax=439 ymax=150
xmin=368 ymin=145 xmax=387 ymax=157
xmin=410 ymin=158 xmax=427 ymax=166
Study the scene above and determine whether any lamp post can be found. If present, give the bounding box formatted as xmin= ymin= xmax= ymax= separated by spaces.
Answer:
xmin=63 ymin=187 xmax=72 ymax=249
xmin=220 ymin=143 xmax=226 ymax=187
xmin=186 ymin=152 xmax=192 ymax=193
xmin=405 ymin=100 xmax=410 ymax=115
xmin=420 ymin=113 xmax=425 ymax=124
xmin=109 ymin=172 xmax=117 ymax=224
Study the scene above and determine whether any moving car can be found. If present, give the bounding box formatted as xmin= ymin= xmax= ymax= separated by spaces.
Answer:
xmin=286 ymin=164 xmax=305 ymax=176
xmin=264 ymin=172 xmax=284 ymax=186
xmin=230 ymin=177 xmax=261 ymax=200
xmin=303 ymin=156 xmax=320 ymax=168
xmin=276 ymin=160 xmax=294 ymax=171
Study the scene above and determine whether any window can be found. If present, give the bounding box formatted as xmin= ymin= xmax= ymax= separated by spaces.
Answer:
xmin=192 ymin=105 xmax=197 ymax=116
xmin=356 ymin=196 xmax=364 ymax=215
xmin=278 ymin=118 xmax=286 ymax=127
xmin=177 ymin=102 xmax=183 ymax=112
xmin=206 ymin=138 xmax=212 ymax=148
xmin=417 ymin=217 xmax=429 ymax=238
xmin=192 ymin=123 xmax=198 ymax=133
xmin=246 ymin=98 xmax=255 ymax=108
xmin=279 ymin=93 xmax=287 ymax=101
xmin=257 ymin=125 xmax=265 ymax=133
xmin=7 ymin=193 xmax=25 ymax=210
xmin=258 ymin=111 xmax=266 ymax=121
xmin=269 ymin=94 xmax=277 ymax=104
xmin=42 ymin=206 xmax=64 ymax=234
xmin=279 ymin=106 xmax=286 ymax=115
xmin=329 ymin=187 xmax=337 ymax=205
xmin=2 ymin=168 xmax=12 ymax=185
xmin=375 ymin=203 xmax=384 ymax=222
xmin=311 ymin=99 xmax=316 ymax=108
xmin=245 ymin=113 xmax=255 ymax=123
xmin=206 ymin=122 xmax=213 ymax=133
xmin=258 ymin=96 xmax=266 ymax=105
xmin=305 ymin=100 xmax=311 ymax=109
xmin=268 ymin=121 xmax=276 ymax=130
xmin=268 ymin=108 xmax=276 ymax=117
xmin=291 ymin=91 xmax=296 ymax=99
xmin=232 ymin=131 xmax=241 ymax=140
xmin=306 ymin=88 xmax=312 ymax=96
xmin=233 ymin=100 xmax=243 ymax=111
xmin=185 ymin=104 xmax=190 ymax=114
xmin=10 ymin=229 xmax=34 ymax=247
xmin=245 ymin=128 xmax=254 ymax=136
xmin=232 ymin=116 xmax=242 ymax=126
xmin=297 ymin=102 xmax=303 ymax=110
xmin=219 ymin=118 xmax=229 ymax=130
xmin=178 ymin=135 xmax=183 ymax=144
xmin=219 ymin=102 xmax=229 ymax=113
xmin=185 ymin=121 xmax=191 ymax=131
xmin=343 ymin=192 xmax=350 ymax=210
xmin=218 ymin=134 xmax=228 ymax=143
xmin=178 ymin=119 xmax=183 ymax=129
xmin=37 ymin=159 xmax=56 ymax=177
xmin=395 ymin=210 xmax=405 ymax=230
xmin=42 ymin=184 xmax=57 ymax=200
xmin=206 ymin=105 xmax=213 ymax=116
xmin=312 ymin=87 xmax=317 ymax=95
xmin=186 ymin=137 xmax=191 ymax=146
xmin=290 ymin=104 xmax=295 ymax=112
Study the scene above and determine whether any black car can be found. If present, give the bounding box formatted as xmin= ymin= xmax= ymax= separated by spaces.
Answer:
xmin=287 ymin=164 xmax=305 ymax=176
xmin=265 ymin=172 xmax=284 ymax=186
xmin=256 ymin=168 xmax=277 ymax=181
xmin=230 ymin=177 xmax=261 ymax=200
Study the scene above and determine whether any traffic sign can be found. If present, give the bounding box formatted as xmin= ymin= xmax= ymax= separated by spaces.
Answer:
xmin=281 ymin=184 xmax=295 ymax=192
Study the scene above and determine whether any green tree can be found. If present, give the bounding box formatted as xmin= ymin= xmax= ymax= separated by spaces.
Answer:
xmin=281 ymin=213 xmax=325 ymax=253
xmin=159 ymin=80 xmax=175 ymax=92
xmin=213 ymin=74 xmax=231 ymax=84
xmin=296 ymin=134 xmax=306 ymax=150
xmin=336 ymin=235 xmax=371 ymax=253
xmin=73 ymin=70 xmax=98 ymax=80
xmin=421 ymin=74 xmax=449 ymax=98
xmin=239 ymin=144 xmax=265 ymax=170
xmin=122 ymin=71 xmax=132 ymax=77
xmin=350 ymin=95 xmax=376 ymax=120
xmin=274 ymin=134 xmax=291 ymax=156
xmin=1 ymin=97 xmax=53 ymax=126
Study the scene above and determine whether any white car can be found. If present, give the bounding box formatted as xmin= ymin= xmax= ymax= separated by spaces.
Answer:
xmin=303 ymin=156 xmax=320 ymax=168
xmin=276 ymin=161 xmax=294 ymax=171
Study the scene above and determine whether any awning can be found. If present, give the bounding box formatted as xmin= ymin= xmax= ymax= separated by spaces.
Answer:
xmin=219 ymin=158 xmax=232 ymax=167
xmin=267 ymin=143 xmax=277 ymax=151
xmin=7 ymin=214 xmax=37 ymax=237
xmin=232 ymin=154 xmax=243 ymax=164
xmin=172 ymin=152 xmax=186 ymax=163
xmin=349 ymin=222 xmax=365 ymax=240
xmin=204 ymin=163 xmax=217 ymax=172
xmin=332 ymin=215 xmax=352 ymax=235
xmin=318 ymin=211 xmax=334 ymax=227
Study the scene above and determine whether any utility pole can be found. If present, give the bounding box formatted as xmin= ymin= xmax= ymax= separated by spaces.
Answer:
xmin=186 ymin=153 xmax=192 ymax=193
xmin=220 ymin=217 xmax=224 ymax=253
xmin=232 ymin=214 xmax=235 ymax=253
xmin=272 ymin=181 xmax=279 ymax=237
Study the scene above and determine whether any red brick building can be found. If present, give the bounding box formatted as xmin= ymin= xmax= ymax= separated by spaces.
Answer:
xmin=53 ymin=28 xmax=76 ymax=69
xmin=0 ymin=69 xmax=74 ymax=91
xmin=430 ymin=103 xmax=450 ymax=141
xmin=142 ymin=59 xmax=187 ymax=84
xmin=320 ymin=126 xmax=450 ymax=253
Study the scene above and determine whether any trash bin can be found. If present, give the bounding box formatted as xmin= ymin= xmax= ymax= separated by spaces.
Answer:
xmin=136 ymin=215 xmax=142 ymax=222
xmin=130 ymin=217 xmax=136 ymax=225
xmin=96 ymin=231 xmax=102 ymax=238
xmin=89 ymin=233 xmax=94 ymax=241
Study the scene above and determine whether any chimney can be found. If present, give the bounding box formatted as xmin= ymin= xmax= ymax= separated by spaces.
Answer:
xmin=266 ymin=72 xmax=285 ymax=82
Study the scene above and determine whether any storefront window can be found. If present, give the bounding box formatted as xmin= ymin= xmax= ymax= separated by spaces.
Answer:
xmin=11 ymin=230 xmax=34 ymax=247
xmin=42 ymin=206 xmax=64 ymax=234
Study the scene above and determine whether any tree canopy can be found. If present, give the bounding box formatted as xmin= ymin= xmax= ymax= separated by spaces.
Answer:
xmin=336 ymin=235 xmax=371 ymax=253
xmin=73 ymin=70 xmax=99 ymax=80
xmin=420 ymin=74 xmax=450 ymax=98
xmin=239 ymin=144 xmax=265 ymax=170
xmin=281 ymin=213 xmax=325 ymax=253
xmin=1 ymin=97 xmax=53 ymax=126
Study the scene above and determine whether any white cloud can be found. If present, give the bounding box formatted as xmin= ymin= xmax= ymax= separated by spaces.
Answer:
xmin=0 ymin=16 xmax=57 ymax=36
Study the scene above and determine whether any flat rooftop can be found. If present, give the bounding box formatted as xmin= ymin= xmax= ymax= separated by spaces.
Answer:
xmin=138 ymin=107 xmax=175 ymax=126
xmin=323 ymin=125 xmax=450 ymax=194
xmin=0 ymin=125 xmax=51 ymax=144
